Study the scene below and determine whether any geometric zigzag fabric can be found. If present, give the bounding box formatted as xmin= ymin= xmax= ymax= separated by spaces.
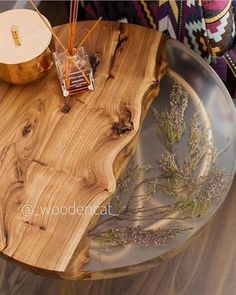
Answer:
xmin=81 ymin=0 xmax=236 ymax=99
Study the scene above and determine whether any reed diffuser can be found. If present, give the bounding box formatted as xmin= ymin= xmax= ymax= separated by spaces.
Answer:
xmin=53 ymin=0 xmax=93 ymax=96
xmin=30 ymin=0 xmax=101 ymax=97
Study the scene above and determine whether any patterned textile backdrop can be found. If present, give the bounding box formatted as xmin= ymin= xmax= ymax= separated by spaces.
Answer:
xmin=80 ymin=0 xmax=236 ymax=100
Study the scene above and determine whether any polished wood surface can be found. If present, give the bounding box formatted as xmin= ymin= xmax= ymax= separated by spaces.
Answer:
xmin=0 ymin=176 xmax=235 ymax=294
xmin=0 ymin=21 xmax=165 ymax=277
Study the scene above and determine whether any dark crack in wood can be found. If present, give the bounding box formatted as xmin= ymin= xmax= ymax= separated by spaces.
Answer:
xmin=108 ymin=22 xmax=129 ymax=79
xmin=32 ymin=159 xmax=47 ymax=166
xmin=0 ymin=145 xmax=11 ymax=169
xmin=89 ymin=54 xmax=100 ymax=75
xmin=15 ymin=160 xmax=24 ymax=183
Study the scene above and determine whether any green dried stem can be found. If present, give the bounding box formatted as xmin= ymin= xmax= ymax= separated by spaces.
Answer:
xmin=184 ymin=113 xmax=211 ymax=175
xmin=152 ymin=82 xmax=188 ymax=151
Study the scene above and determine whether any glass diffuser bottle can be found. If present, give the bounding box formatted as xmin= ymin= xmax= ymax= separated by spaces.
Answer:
xmin=53 ymin=47 xmax=95 ymax=97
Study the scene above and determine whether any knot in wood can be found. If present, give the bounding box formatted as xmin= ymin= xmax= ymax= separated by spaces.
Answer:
xmin=22 ymin=123 xmax=33 ymax=136
xmin=112 ymin=109 xmax=134 ymax=135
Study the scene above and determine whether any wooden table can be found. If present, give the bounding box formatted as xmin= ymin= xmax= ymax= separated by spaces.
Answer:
xmin=0 ymin=21 xmax=166 ymax=278
xmin=0 ymin=20 xmax=235 ymax=294
xmin=0 ymin=176 xmax=235 ymax=295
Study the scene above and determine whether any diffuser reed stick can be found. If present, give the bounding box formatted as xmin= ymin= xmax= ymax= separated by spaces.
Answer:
xmin=65 ymin=0 xmax=80 ymax=88
xmin=29 ymin=0 xmax=90 ymax=84
xmin=77 ymin=17 xmax=102 ymax=49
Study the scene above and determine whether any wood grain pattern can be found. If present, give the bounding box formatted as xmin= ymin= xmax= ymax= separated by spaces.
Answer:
xmin=0 ymin=177 xmax=235 ymax=295
xmin=0 ymin=21 xmax=166 ymax=277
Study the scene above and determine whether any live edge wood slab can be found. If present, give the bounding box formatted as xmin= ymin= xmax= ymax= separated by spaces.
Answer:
xmin=0 ymin=21 xmax=166 ymax=279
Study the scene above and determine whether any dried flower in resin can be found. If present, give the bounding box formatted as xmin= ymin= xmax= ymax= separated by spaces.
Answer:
xmin=94 ymin=225 xmax=191 ymax=246
xmin=152 ymin=82 xmax=188 ymax=150
xmin=92 ymin=80 xmax=228 ymax=245
xmin=184 ymin=114 xmax=209 ymax=174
